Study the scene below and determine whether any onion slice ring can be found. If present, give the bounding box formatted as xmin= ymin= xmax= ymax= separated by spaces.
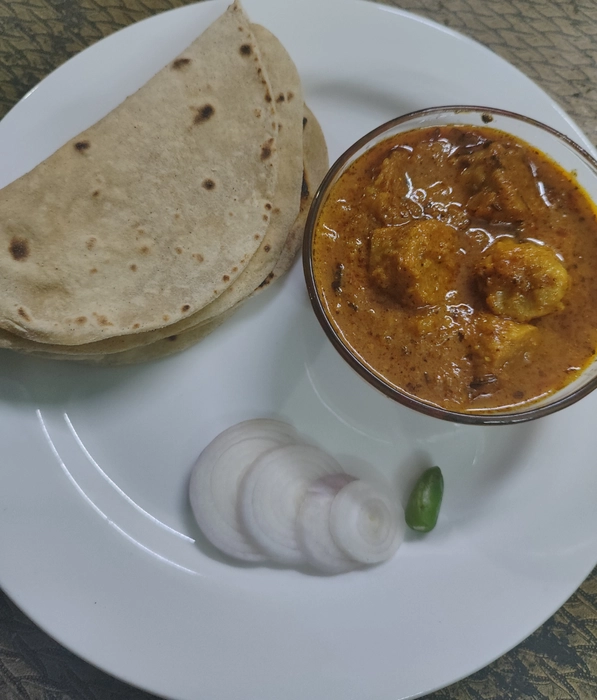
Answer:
xmin=189 ymin=419 xmax=297 ymax=561
xmin=239 ymin=444 xmax=342 ymax=565
xmin=330 ymin=480 xmax=405 ymax=565
xmin=297 ymin=474 xmax=358 ymax=574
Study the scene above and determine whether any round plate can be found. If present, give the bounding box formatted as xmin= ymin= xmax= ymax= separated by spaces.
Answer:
xmin=1 ymin=1 xmax=596 ymax=699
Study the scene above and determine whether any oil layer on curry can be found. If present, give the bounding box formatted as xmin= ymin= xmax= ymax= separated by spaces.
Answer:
xmin=312 ymin=125 xmax=597 ymax=413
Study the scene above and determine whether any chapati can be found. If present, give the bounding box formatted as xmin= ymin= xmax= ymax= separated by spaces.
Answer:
xmin=0 ymin=1 xmax=278 ymax=344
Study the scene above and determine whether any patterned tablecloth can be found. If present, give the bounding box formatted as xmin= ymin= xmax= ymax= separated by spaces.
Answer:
xmin=1 ymin=0 xmax=597 ymax=698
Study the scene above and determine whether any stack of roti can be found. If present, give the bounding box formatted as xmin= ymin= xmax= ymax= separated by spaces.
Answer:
xmin=0 ymin=1 xmax=328 ymax=364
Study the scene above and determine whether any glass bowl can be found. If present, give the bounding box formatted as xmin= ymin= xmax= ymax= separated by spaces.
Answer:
xmin=303 ymin=106 xmax=597 ymax=425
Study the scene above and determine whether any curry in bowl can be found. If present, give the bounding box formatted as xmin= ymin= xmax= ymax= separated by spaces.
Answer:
xmin=308 ymin=113 xmax=597 ymax=418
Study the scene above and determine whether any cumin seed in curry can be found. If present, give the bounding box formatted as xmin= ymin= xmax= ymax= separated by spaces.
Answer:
xmin=312 ymin=125 xmax=597 ymax=413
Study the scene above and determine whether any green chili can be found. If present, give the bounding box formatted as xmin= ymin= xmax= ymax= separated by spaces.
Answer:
xmin=405 ymin=466 xmax=444 ymax=532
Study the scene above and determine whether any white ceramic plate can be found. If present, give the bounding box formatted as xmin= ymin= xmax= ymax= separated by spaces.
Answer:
xmin=1 ymin=1 xmax=596 ymax=699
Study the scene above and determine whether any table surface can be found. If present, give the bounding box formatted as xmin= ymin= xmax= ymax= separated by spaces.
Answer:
xmin=1 ymin=0 xmax=597 ymax=698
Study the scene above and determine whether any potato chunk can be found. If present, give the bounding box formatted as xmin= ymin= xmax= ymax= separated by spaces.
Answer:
xmin=476 ymin=238 xmax=569 ymax=322
xmin=467 ymin=313 xmax=538 ymax=370
xmin=366 ymin=148 xmax=412 ymax=225
xmin=460 ymin=142 xmax=543 ymax=223
xmin=369 ymin=219 xmax=461 ymax=307
xmin=366 ymin=141 xmax=470 ymax=229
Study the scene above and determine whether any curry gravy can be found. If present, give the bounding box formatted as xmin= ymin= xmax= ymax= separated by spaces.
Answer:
xmin=312 ymin=126 xmax=597 ymax=413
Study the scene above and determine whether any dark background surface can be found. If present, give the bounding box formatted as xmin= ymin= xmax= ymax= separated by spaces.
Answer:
xmin=1 ymin=0 xmax=597 ymax=697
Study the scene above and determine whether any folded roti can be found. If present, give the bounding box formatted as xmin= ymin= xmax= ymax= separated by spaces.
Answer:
xmin=0 ymin=20 xmax=305 ymax=356
xmin=21 ymin=105 xmax=329 ymax=365
xmin=0 ymin=1 xmax=279 ymax=344
xmin=252 ymin=105 xmax=329 ymax=294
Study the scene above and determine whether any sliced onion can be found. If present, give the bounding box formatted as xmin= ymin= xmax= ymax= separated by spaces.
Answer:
xmin=189 ymin=419 xmax=297 ymax=561
xmin=297 ymin=474 xmax=359 ymax=575
xmin=239 ymin=444 xmax=342 ymax=566
xmin=330 ymin=479 xmax=405 ymax=565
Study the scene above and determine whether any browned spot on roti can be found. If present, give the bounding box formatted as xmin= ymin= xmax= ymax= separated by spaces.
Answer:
xmin=93 ymin=313 xmax=112 ymax=327
xmin=273 ymin=207 xmax=280 ymax=215
xmin=86 ymin=237 xmax=96 ymax=250
xmin=287 ymin=91 xmax=295 ymax=101
xmin=174 ymin=213 xmax=180 ymax=220
xmin=140 ymin=246 xmax=150 ymax=254
xmin=265 ymin=203 xmax=272 ymax=210
xmin=264 ymin=245 xmax=271 ymax=253
xmin=167 ymin=335 xmax=178 ymax=341
xmin=17 ymin=307 xmax=30 ymax=321
xmin=163 ymin=315 xmax=170 ymax=322
xmin=76 ymin=316 xmax=87 ymax=325
xmin=133 ymin=323 xmax=140 ymax=329
xmin=175 ymin=247 xmax=183 ymax=254
xmin=223 ymin=275 xmax=230 ymax=282
xmin=265 ymin=92 xmax=272 ymax=103
xmin=254 ymin=234 xmax=260 ymax=240
xmin=240 ymin=43 xmax=252 ymax=56
xmin=276 ymin=93 xmax=285 ymax=103
xmin=194 ymin=104 xmax=215 ymax=125
xmin=261 ymin=138 xmax=274 ymax=160
xmin=202 ymin=179 xmax=215 ymax=190
xmin=232 ymin=266 xmax=238 ymax=273
xmin=90 ymin=268 xmax=98 ymax=274
xmin=303 ymin=117 xmax=308 ymax=128
xmin=254 ymin=109 xmax=262 ymax=118
xmin=258 ymin=272 xmax=275 ymax=288
xmin=193 ymin=253 xmax=204 ymax=263
xmin=301 ymin=173 xmax=309 ymax=200
xmin=9 ymin=237 xmax=29 ymax=261
xmin=182 ymin=304 xmax=191 ymax=312
xmin=172 ymin=58 xmax=191 ymax=69
xmin=75 ymin=141 xmax=90 ymax=152
xmin=92 ymin=190 xmax=100 ymax=198
xmin=130 ymin=264 xmax=137 ymax=271
xmin=263 ymin=214 xmax=268 ymax=221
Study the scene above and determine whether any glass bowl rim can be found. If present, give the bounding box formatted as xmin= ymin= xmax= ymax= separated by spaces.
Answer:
xmin=302 ymin=104 xmax=597 ymax=426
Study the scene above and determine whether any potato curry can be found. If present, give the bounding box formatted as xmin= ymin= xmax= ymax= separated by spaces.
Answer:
xmin=312 ymin=125 xmax=597 ymax=413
